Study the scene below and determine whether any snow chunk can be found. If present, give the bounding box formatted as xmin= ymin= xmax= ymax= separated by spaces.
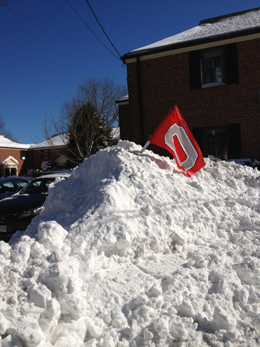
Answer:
xmin=36 ymin=221 xmax=68 ymax=252
xmin=0 ymin=141 xmax=260 ymax=346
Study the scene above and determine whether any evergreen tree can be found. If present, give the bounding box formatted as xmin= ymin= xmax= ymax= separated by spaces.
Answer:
xmin=67 ymin=102 xmax=112 ymax=165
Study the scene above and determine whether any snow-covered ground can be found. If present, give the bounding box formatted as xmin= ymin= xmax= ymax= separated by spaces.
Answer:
xmin=1 ymin=141 xmax=260 ymax=347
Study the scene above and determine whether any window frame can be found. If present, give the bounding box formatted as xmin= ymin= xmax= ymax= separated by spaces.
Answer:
xmin=192 ymin=123 xmax=241 ymax=159
xmin=200 ymin=47 xmax=226 ymax=88
xmin=189 ymin=43 xmax=239 ymax=90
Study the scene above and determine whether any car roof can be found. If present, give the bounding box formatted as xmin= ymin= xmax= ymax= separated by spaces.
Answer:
xmin=0 ymin=176 xmax=31 ymax=183
xmin=33 ymin=171 xmax=71 ymax=180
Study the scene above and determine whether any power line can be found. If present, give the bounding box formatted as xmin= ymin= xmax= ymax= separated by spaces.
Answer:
xmin=64 ymin=0 xmax=122 ymax=62
xmin=85 ymin=0 xmax=122 ymax=58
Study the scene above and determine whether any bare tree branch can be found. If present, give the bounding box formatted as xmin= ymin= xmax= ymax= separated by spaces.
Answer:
xmin=77 ymin=77 xmax=127 ymax=127
xmin=0 ymin=0 xmax=21 ymax=14
xmin=0 ymin=114 xmax=14 ymax=140
xmin=44 ymin=77 xmax=127 ymax=165
xmin=65 ymin=102 xmax=112 ymax=165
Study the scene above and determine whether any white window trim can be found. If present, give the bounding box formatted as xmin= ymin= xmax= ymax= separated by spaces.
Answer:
xmin=201 ymin=81 xmax=226 ymax=88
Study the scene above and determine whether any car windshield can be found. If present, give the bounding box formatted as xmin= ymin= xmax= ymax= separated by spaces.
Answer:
xmin=20 ymin=177 xmax=55 ymax=195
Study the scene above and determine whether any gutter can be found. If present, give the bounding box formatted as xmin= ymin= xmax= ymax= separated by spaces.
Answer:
xmin=121 ymin=27 xmax=260 ymax=62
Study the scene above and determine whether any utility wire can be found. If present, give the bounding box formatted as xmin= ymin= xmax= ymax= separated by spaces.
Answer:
xmin=64 ymin=0 xmax=122 ymax=62
xmin=85 ymin=0 xmax=122 ymax=58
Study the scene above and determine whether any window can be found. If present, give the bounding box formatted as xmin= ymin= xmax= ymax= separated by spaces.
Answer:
xmin=192 ymin=123 xmax=241 ymax=159
xmin=201 ymin=48 xmax=225 ymax=87
xmin=204 ymin=126 xmax=228 ymax=158
xmin=21 ymin=177 xmax=55 ymax=194
xmin=189 ymin=43 xmax=239 ymax=89
xmin=0 ymin=181 xmax=15 ymax=193
xmin=16 ymin=180 xmax=29 ymax=189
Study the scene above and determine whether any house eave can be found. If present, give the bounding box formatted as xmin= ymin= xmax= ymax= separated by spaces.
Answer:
xmin=115 ymin=100 xmax=129 ymax=105
xmin=0 ymin=145 xmax=29 ymax=150
xmin=122 ymin=27 xmax=260 ymax=63
xmin=115 ymin=95 xmax=129 ymax=105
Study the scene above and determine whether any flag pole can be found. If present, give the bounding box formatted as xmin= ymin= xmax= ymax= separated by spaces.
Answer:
xmin=140 ymin=140 xmax=150 ymax=153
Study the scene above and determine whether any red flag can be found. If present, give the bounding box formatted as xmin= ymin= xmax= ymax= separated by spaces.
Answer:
xmin=149 ymin=106 xmax=205 ymax=176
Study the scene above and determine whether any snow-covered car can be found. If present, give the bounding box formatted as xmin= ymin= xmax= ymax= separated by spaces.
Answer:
xmin=0 ymin=176 xmax=32 ymax=201
xmin=0 ymin=172 xmax=70 ymax=242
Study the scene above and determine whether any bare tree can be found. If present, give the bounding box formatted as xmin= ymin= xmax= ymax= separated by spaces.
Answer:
xmin=44 ymin=77 xmax=127 ymax=164
xmin=62 ymin=77 xmax=127 ymax=128
xmin=0 ymin=115 xmax=14 ymax=140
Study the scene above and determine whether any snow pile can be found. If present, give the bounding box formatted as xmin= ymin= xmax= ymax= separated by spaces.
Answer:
xmin=1 ymin=140 xmax=260 ymax=346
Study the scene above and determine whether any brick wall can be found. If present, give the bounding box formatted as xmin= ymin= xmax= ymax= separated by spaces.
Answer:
xmin=0 ymin=148 xmax=28 ymax=177
xmin=0 ymin=146 xmax=69 ymax=177
xmin=120 ymin=38 xmax=260 ymax=159
xmin=118 ymin=104 xmax=130 ymax=141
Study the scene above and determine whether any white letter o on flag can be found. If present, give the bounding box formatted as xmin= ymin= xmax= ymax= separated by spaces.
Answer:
xmin=164 ymin=124 xmax=198 ymax=172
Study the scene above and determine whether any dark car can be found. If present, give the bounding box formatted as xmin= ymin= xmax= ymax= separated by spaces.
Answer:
xmin=0 ymin=176 xmax=32 ymax=201
xmin=0 ymin=173 xmax=70 ymax=242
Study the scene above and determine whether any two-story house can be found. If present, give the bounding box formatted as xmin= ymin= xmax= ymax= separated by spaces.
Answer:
xmin=118 ymin=8 xmax=260 ymax=161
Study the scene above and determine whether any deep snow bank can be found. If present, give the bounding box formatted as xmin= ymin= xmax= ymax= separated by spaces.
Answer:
xmin=1 ymin=141 xmax=260 ymax=346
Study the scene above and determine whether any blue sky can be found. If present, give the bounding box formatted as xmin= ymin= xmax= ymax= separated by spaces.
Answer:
xmin=1 ymin=0 xmax=259 ymax=144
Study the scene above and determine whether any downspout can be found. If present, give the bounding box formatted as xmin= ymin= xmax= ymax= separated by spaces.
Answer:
xmin=136 ymin=56 xmax=145 ymax=145
xmin=31 ymin=149 xmax=34 ymax=175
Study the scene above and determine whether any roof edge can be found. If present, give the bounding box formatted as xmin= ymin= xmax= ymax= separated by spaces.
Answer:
xmin=199 ymin=7 xmax=260 ymax=25
xmin=122 ymin=27 xmax=260 ymax=61
xmin=115 ymin=95 xmax=129 ymax=104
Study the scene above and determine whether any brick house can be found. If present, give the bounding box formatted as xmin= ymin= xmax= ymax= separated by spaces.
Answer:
xmin=0 ymin=135 xmax=69 ymax=177
xmin=118 ymin=8 xmax=260 ymax=161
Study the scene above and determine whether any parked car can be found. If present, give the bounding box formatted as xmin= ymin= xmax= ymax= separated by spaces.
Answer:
xmin=0 ymin=176 xmax=32 ymax=201
xmin=0 ymin=172 xmax=70 ymax=242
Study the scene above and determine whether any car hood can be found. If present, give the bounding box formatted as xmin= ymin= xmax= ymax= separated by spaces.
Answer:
xmin=0 ymin=193 xmax=47 ymax=215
